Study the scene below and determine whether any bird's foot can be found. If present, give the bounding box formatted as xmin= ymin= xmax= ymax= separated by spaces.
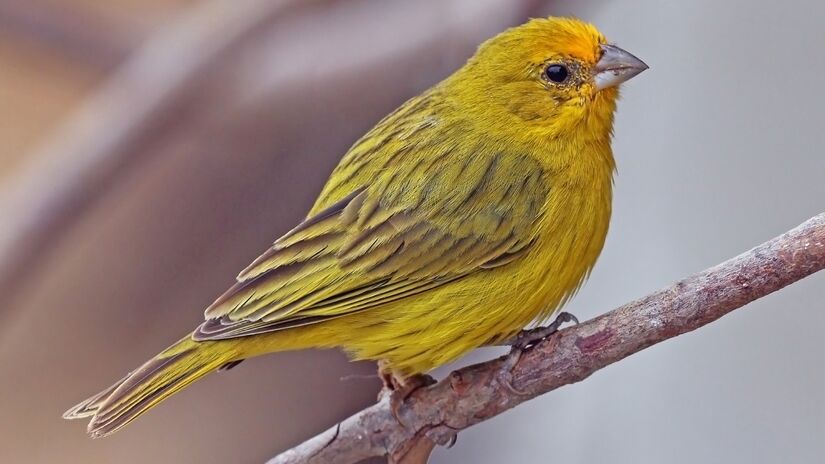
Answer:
xmin=496 ymin=348 xmax=529 ymax=396
xmin=378 ymin=366 xmax=436 ymax=428
xmin=506 ymin=311 xmax=580 ymax=349
xmin=497 ymin=311 xmax=580 ymax=395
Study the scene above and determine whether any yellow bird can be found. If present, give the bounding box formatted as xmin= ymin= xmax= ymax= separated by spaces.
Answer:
xmin=64 ymin=16 xmax=647 ymax=437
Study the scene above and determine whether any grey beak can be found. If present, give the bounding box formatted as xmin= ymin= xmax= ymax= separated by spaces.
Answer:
xmin=593 ymin=44 xmax=648 ymax=91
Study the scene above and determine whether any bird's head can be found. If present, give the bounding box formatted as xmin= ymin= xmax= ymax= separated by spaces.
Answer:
xmin=450 ymin=17 xmax=647 ymax=142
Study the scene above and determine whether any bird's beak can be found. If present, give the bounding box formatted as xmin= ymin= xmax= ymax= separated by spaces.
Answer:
xmin=593 ymin=44 xmax=648 ymax=91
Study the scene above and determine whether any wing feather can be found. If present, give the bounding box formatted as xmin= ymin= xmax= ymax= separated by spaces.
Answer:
xmin=194 ymin=99 xmax=548 ymax=341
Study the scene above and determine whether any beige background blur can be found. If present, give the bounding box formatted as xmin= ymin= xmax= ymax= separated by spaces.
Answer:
xmin=1 ymin=1 xmax=823 ymax=463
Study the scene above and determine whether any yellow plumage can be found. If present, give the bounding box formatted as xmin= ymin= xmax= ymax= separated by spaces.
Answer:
xmin=64 ymin=16 xmax=647 ymax=437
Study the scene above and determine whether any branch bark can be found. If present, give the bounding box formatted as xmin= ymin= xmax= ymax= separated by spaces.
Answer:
xmin=268 ymin=213 xmax=825 ymax=464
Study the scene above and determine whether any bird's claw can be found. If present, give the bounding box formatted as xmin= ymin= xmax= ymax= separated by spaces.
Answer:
xmin=496 ymin=348 xmax=529 ymax=395
xmin=379 ymin=372 xmax=436 ymax=428
xmin=496 ymin=311 xmax=580 ymax=395
xmin=506 ymin=311 xmax=579 ymax=349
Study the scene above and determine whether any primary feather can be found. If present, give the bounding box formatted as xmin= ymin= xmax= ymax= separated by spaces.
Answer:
xmin=65 ymin=16 xmax=646 ymax=437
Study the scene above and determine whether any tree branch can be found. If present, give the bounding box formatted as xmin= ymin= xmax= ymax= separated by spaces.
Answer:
xmin=268 ymin=213 xmax=825 ymax=464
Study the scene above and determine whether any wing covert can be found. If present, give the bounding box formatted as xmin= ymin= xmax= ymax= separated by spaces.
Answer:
xmin=195 ymin=109 xmax=548 ymax=341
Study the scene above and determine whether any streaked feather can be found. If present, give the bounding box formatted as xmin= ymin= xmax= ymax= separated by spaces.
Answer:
xmin=195 ymin=117 xmax=547 ymax=340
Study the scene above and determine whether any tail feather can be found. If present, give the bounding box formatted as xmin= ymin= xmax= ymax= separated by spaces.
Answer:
xmin=64 ymin=335 xmax=236 ymax=438
xmin=62 ymin=374 xmax=130 ymax=419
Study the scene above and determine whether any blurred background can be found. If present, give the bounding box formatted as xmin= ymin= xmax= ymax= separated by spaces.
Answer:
xmin=1 ymin=0 xmax=823 ymax=463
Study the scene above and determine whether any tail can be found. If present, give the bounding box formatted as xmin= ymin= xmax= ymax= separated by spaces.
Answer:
xmin=63 ymin=334 xmax=238 ymax=438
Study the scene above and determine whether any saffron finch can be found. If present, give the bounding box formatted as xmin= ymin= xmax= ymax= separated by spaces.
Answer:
xmin=64 ymin=16 xmax=647 ymax=437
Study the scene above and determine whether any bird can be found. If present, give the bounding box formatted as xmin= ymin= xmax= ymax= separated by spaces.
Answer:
xmin=64 ymin=16 xmax=647 ymax=437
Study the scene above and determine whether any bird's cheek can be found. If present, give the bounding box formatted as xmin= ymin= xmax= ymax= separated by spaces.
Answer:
xmin=594 ymin=85 xmax=619 ymax=102
xmin=582 ymin=82 xmax=600 ymax=99
xmin=503 ymin=92 xmax=556 ymax=122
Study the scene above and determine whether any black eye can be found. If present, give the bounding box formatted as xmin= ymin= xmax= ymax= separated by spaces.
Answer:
xmin=544 ymin=64 xmax=569 ymax=83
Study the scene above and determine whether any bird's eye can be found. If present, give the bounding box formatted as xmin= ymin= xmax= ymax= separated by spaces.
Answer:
xmin=544 ymin=64 xmax=569 ymax=83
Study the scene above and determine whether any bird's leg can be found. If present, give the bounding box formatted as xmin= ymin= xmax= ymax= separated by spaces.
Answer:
xmin=497 ymin=311 xmax=579 ymax=395
xmin=378 ymin=361 xmax=436 ymax=428
xmin=378 ymin=361 xmax=398 ymax=395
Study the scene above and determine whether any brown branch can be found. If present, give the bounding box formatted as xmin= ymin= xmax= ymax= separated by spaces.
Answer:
xmin=268 ymin=213 xmax=825 ymax=464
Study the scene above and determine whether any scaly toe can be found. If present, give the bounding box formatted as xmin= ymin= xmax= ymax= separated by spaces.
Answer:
xmin=387 ymin=373 xmax=436 ymax=428
xmin=507 ymin=311 xmax=580 ymax=349
xmin=496 ymin=348 xmax=529 ymax=396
